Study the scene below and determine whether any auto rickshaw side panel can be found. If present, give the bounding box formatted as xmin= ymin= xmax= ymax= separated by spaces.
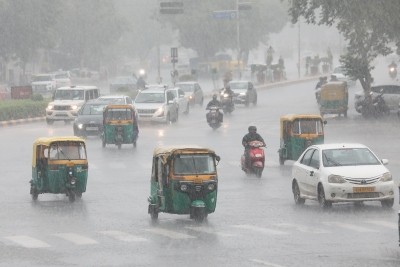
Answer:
xmin=287 ymin=135 xmax=324 ymax=161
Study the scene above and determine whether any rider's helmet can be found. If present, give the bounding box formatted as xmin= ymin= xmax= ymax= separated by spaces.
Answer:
xmin=248 ymin=126 xmax=257 ymax=133
xmin=212 ymin=94 xmax=218 ymax=100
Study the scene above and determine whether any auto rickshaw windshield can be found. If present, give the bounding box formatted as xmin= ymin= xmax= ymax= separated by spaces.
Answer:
xmin=174 ymin=154 xmax=216 ymax=175
xmin=49 ymin=142 xmax=87 ymax=160
xmin=292 ymin=119 xmax=323 ymax=135
xmin=106 ymin=108 xmax=132 ymax=120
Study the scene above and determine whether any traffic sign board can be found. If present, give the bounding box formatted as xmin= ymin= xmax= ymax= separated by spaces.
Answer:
xmin=212 ymin=10 xmax=237 ymax=20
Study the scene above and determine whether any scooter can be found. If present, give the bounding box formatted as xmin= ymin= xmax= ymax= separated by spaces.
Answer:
xmin=220 ymin=91 xmax=234 ymax=114
xmin=241 ymin=140 xmax=266 ymax=178
xmin=361 ymin=91 xmax=389 ymax=118
xmin=206 ymin=106 xmax=223 ymax=130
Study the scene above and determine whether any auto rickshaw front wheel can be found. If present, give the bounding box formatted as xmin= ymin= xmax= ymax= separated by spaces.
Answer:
xmin=31 ymin=188 xmax=39 ymax=201
xmin=68 ymin=190 xmax=76 ymax=202
xmin=149 ymin=205 xmax=158 ymax=220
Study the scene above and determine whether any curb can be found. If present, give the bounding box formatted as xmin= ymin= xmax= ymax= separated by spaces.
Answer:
xmin=0 ymin=117 xmax=45 ymax=128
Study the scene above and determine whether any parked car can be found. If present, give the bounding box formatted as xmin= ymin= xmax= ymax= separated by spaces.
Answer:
xmin=176 ymin=81 xmax=204 ymax=106
xmin=169 ymin=87 xmax=190 ymax=114
xmin=31 ymin=73 xmax=56 ymax=95
xmin=73 ymin=100 xmax=107 ymax=137
xmin=291 ymin=143 xmax=395 ymax=209
xmin=354 ymin=84 xmax=400 ymax=113
xmin=109 ymin=76 xmax=137 ymax=94
xmin=229 ymin=80 xmax=257 ymax=106
xmin=53 ymin=71 xmax=72 ymax=88
xmin=134 ymin=87 xmax=179 ymax=123
xmin=332 ymin=66 xmax=356 ymax=87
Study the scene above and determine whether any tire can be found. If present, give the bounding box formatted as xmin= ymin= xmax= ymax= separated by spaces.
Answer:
xmin=292 ymin=181 xmax=305 ymax=205
xmin=133 ymin=141 xmax=137 ymax=148
xmin=165 ymin=113 xmax=171 ymax=124
xmin=279 ymin=155 xmax=284 ymax=166
xmin=253 ymin=95 xmax=257 ymax=105
xmin=184 ymin=104 xmax=190 ymax=114
xmin=318 ymin=185 xmax=332 ymax=209
xmin=254 ymin=167 xmax=262 ymax=178
xmin=381 ymin=198 xmax=394 ymax=208
xmin=46 ymin=119 xmax=54 ymax=125
xmin=194 ymin=208 xmax=206 ymax=222
xmin=117 ymin=143 xmax=122 ymax=150
xmin=31 ymin=188 xmax=38 ymax=201
xmin=244 ymin=100 xmax=249 ymax=107
xmin=102 ymin=138 xmax=106 ymax=148
xmin=68 ymin=190 xmax=76 ymax=202
xmin=149 ymin=205 xmax=158 ymax=220
xmin=76 ymin=191 xmax=82 ymax=198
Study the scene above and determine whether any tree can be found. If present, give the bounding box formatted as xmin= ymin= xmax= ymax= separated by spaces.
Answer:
xmin=163 ymin=0 xmax=288 ymax=61
xmin=288 ymin=0 xmax=399 ymax=93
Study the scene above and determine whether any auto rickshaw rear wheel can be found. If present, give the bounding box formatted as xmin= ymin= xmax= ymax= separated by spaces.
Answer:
xmin=255 ymin=168 xmax=262 ymax=178
xmin=279 ymin=155 xmax=285 ymax=165
xmin=76 ymin=191 xmax=82 ymax=198
xmin=31 ymin=188 xmax=38 ymax=201
xmin=68 ymin=190 xmax=76 ymax=202
xmin=149 ymin=205 xmax=158 ymax=220
xmin=117 ymin=143 xmax=122 ymax=150
xmin=102 ymin=138 xmax=106 ymax=148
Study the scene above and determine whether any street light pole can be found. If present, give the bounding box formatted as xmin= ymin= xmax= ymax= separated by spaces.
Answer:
xmin=298 ymin=20 xmax=301 ymax=79
xmin=236 ymin=0 xmax=240 ymax=80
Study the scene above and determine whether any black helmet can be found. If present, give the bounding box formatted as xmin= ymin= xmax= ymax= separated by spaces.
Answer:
xmin=248 ymin=126 xmax=257 ymax=133
xmin=212 ymin=94 xmax=217 ymax=100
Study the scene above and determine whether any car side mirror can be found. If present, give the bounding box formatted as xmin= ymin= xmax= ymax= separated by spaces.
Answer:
xmin=381 ymin=159 xmax=389 ymax=165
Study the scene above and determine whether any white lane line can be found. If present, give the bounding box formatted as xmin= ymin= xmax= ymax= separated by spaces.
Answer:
xmin=273 ymin=223 xmax=330 ymax=234
xmin=185 ymin=226 xmax=236 ymax=237
xmin=250 ymin=259 xmax=286 ymax=267
xmin=99 ymin=230 xmax=148 ymax=242
xmin=366 ymin=220 xmax=398 ymax=230
xmin=5 ymin=235 xmax=51 ymax=248
xmin=145 ymin=228 xmax=196 ymax=239
xmin=53 ymin=233 xmax=98 ymax=245
xmin=232 ymin=225 xmax=288 ymax=235
xmin=322 ymin=222 xmax=378 ymax=232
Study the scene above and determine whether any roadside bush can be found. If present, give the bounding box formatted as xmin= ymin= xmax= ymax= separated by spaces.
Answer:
xmin=31 ymin=93 xmax=44 ymax=101
xmin=0 ymin=99 xmax=49 ymax=121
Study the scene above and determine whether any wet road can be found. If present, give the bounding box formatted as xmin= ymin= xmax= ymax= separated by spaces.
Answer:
xmin=0 ymin=80 xmax=399 ymax=266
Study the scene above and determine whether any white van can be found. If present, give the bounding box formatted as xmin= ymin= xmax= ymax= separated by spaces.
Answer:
xmin=45 ymin=85 xmax=99 ymax=124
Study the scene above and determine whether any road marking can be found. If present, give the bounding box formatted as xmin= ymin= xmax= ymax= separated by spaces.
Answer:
xmin=185 ymin=226 xmax=236 ymax=237
xmin=53 ymin=233 xmax=98 ymax=245
xmin=322 ymin=222 xmax=378 ymax=232
xmin=232 ymin=225 xmax=288 ymax=235
xmin=250 ymin=259 xmax=286 ymax=267
xmin=5 ymin=235 xmax=50 ymax=248
xmin=366 ymin=220 xmax=398 ymax=230
xmin=145 ymin=228 xmax=196 ymax=239
xmin=99 ymin=230 xmax=148 ymax=242
xmin=273 ymin=223 xmax=330 ymax=234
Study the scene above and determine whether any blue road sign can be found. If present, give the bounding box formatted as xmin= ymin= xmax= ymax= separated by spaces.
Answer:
xmin=212 ymin=10 xmax=237 ymax=20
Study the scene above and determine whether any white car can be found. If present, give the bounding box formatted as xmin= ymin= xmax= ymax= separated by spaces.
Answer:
xmin=169 ymin=87 xmax=190 ymax=114
xmin=54 ymin=71 xmax=72 ymax=88
xmin=31 ymin=73 xmax=57 ymax=95
xmin=291 ymin=143 xmax=395 ymax=209
xmin=134 ymin=88 xmax=179 ymax=123
xmin=354 ymin=84 xmax=400 ymax=113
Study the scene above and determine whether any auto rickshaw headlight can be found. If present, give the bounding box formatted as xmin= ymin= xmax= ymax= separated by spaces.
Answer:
xmin=180 ymin=184 xmax=188 ymax=191
xmin=380 ymin=172 xmax=392 ymax=182
xmin=207 ymin=183 xmax=215 ymax=191
xmin=328 ymin=175 xmax=346 ymax=183
xmin=70 ymin=177 xmax=76 ymax=185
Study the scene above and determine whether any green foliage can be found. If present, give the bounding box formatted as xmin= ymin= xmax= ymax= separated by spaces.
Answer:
xmin=0 ymin=99 xmax=48 ymax=121
xmin=288 ymin=0 xmax=400 ymax=93
xmin=31 ymin=93 xmax=44 ymax=101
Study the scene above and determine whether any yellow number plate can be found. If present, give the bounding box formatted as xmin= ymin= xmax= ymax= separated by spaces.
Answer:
xmin=353 ymin=187 xmax=375 ymax=193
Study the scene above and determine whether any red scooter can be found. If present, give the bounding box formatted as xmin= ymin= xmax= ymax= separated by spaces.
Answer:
xmin=241 ymin=140 xmax=266 ymax=178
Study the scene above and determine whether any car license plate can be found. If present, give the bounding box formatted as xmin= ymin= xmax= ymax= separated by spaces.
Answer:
xmin=353 ymin=187 xmax=375 ymax=193
xmin=86 ymin=126 xmax=98 ymax=131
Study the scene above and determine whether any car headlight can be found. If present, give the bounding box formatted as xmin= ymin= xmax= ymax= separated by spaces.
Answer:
xmin=223 ymin=93 xmax=229 ymax=97
xmin=77 ymin=123 xmax=83 ymax=129
xmin=47 ymin=104 xmax=54 ymax=110
xmin=154 ymin=106 xmax=164 ymax=116
xmin=240 ymin=92 xmax=246 ymax=96
xmin=380 ymin=172 xmax=392 ymax=182
xmin=71 ymin=105 xmax=79 ymax=110
xmin=328 ymin=175 xmax=346 ymax=183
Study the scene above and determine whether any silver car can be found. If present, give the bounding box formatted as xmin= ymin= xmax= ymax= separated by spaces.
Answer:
xmin=229 ymin=80 xmax=257 ymax=106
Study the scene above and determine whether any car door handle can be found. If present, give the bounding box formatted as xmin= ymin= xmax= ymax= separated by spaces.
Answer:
xmin=309 ymin=171 xmax=314 ymax=176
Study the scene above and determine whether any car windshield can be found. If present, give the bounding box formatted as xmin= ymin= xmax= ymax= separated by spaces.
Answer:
xmin=33 ymin=75 xmax=52 ymax=82
xmin=229 ymin=82 xmax=247 ymax=90
xmin=292 ymin=119 xmax=323 ymax=134
xmin=54 ymin=73 xmax=69 ymax=79
xmin=54 ymin=89 xmax=84 ymax=100
xmin=322 ymin=148 xmax=381 ymax=167
xmin=80 ymin=104 xmax=106 ymax=115
xmin=174 ymin=154 xmax=216 ymax=174
xmin=49 ymin=142 xmax=87 ymax=160
xmin=177 ymin=84 xmax=194 ymax=92
xmin=135 ymin=92 xmax=164 ymax=103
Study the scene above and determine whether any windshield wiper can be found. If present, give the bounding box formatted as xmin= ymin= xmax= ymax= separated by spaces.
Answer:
xmin=324 ymin=154 xmax=341 ymax=166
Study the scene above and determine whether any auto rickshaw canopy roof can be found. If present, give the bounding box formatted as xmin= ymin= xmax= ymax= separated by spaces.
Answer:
xmin=33 ymin=136 xmax=86 ymax=147
xmin=104 ymin=104 xmax=135 ymax=111
xmin=320 ymin=81 xmax=347 ymax=99
xmin=153 ymin=145 xmax=217 ymax=164
xmin=280 ymin=114 xmax=323 ymax=123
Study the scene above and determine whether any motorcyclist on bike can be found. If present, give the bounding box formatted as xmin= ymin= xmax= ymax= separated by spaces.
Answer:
xmin=206 ymin=94 xmax=223 ymax=122
xmin=242 ymin=126 xmax=265 ymax=168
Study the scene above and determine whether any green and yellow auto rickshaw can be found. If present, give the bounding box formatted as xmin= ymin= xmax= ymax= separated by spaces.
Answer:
xmin=319 ymin=81 xmax=348 ymax=117
xmin=148 ymin=146 xmax=220 ymax=222
xmin=102 ymin=104 xmax=139 ymax=149
xmin=278 ymin=114 xmax=326 ymax=165
xmin=30 ymin=137 xmax=88 ymax=202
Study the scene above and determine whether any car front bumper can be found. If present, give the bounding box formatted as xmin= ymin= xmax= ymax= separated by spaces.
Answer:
xmin=324 ymin=182 xmax=395 ymax=202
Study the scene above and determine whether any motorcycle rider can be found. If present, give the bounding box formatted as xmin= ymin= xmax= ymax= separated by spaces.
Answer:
xmin=221 ymin=84 xmax=235 ymax=107
xmin=242 ymin=126 xmax=265 ymax=168
xmin=206 ymin=94 xmax=223 ymax=123
xmin=136 ymin=75 xmax=146 ymax=90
